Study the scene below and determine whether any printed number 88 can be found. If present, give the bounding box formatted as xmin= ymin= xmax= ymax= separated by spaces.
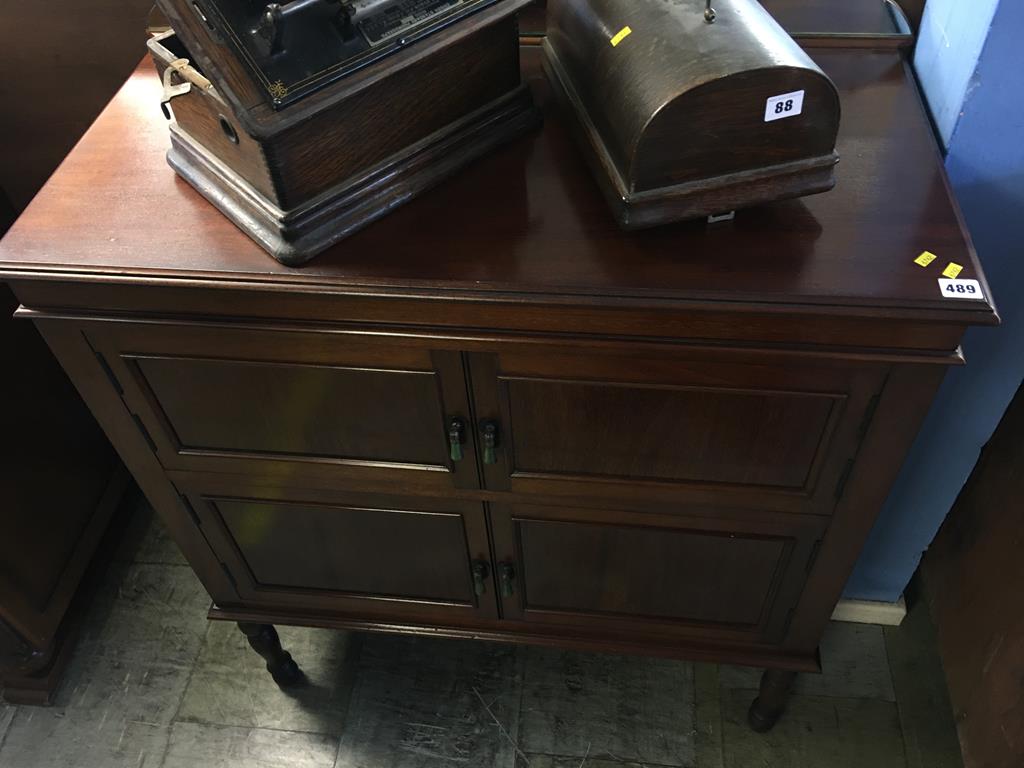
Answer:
xmin=775 ymin=99 xmax=795 ymax=115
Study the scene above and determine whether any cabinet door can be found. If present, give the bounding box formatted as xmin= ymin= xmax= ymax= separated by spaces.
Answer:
xmin=177 ymin=476 xmax=498 ymax=622
xmin=83 ymin=320 xmax=478 ymax=493
xmin=490 ymin=502 xmax=826 ymax=644
xmin=469 ymin=348 xmax=884 ymax=514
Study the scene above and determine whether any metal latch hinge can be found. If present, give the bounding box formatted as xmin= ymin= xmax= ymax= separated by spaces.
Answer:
xmin=219 ymin=561 xmax=238 ymax=591
xmin=131 ymin=414 xmax=158 ymax=454
xmin=179 ymin=495 xmax=202 ymax=529
xmin=858 ymin=394 xmax=881 ymax=442
xmin=93 ymin=351 xmax=124 ymax=396
xmin=782 ymin=606 xmax=797 ymax=633
xmin=806 ymin=539 xmax=823 ymax=573
xmin=835 ymin=459 xmax=855 ymax=501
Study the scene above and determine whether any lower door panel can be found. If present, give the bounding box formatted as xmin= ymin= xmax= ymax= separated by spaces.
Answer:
xmin=490 ymin=502 xmax=827 ymax=645
xmin=176 ymin=476 xmax=498 ymax=623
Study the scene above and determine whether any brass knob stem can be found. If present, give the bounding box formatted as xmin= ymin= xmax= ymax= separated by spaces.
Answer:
xmin=448 ymin=417 xmax=465 ymax=463
xmin=481 ymin=421 xmax=499 ymax=465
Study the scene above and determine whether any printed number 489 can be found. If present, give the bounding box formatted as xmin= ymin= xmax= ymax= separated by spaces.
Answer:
xmin=946 ymin=283 xmax=976 ymax=295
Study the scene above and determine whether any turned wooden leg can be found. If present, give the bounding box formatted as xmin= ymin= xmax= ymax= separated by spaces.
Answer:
xmin=237 ymin=622 xmax=302 ymax=687
xmin=748 ymin=668 xmax=797 ymax=732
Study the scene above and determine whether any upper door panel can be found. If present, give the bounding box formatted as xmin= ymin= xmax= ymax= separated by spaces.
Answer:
xmin=84 ymin=320 xmax=478 ymax=493
xmin=468 ymin=347 xmax=885 ymax=513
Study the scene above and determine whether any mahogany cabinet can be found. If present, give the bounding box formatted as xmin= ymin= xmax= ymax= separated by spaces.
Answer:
xmin=0 ymin=12 xmax=998 ymax=730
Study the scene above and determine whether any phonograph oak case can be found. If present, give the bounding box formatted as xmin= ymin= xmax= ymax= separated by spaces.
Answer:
xmin=150 ymin=0 xmax=540 ymax=264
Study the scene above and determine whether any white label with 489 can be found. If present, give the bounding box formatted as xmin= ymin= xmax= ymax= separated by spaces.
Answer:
xmin=938 ymin=278 xmax=985 ymax=300
xmin=764 ymin=90 xmax=805 ymax=122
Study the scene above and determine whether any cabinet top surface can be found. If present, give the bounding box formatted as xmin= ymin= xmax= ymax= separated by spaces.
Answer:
xmin=0 ymin=45 xmax=997 ymax=324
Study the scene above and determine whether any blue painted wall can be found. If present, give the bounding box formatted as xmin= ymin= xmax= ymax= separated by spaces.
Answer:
xmin=845 ymin=0 xmax=1024 ymax=601
xmin=913 ymin=0 xmax=999 ymax=146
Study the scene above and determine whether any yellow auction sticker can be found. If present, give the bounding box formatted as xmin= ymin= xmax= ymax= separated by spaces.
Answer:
xmin=610 ymin=26 xmax=632 ymax=46
xmin=914 ymin=251 xmax=937 ymax=267
xmin=942 ymin=262 xmax=964 ymax=279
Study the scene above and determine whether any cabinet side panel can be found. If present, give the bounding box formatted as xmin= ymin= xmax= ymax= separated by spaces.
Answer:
xmin=787 ymin=364 xmax=949 ymax=650
xmin=26 ymin=315 xmax=238 ymax=605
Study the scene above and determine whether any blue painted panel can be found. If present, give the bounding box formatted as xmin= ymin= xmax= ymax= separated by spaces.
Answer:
xmin=845 ymin=0 xmax=1024 ymax=601
xmin=914 ymin=0 xmax=999 ymax=147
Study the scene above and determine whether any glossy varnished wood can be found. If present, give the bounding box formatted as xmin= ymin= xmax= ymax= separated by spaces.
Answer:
xmin=0 ymin=22 xmax=999 ymax=728
xmin=178 ymin=477 xmax=498 ymax=622
xmin=0 ymin=52 xmax=994 ymax=326
xmin=469 ymin=347 xmax=885 ymax=511
xmin=489 ymin=501 xmax=826 ymax=644
xmin=81 ymin=318 xmax=478 ymax=492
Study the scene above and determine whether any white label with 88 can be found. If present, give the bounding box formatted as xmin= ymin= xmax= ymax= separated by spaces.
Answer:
xmin=764 ymin=90 xmax=805 ymax=122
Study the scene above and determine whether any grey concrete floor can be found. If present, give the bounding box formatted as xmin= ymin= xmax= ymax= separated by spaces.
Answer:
xmin=0 ymin=502 xmax=964 ymax=768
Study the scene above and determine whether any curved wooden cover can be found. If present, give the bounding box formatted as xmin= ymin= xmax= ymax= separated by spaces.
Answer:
xmin=546 ymin=0 xmax=840 ymax=194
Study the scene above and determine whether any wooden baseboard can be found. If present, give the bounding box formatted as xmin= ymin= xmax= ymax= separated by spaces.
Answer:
xmin=831 ymin=597 xmax=907 ymax=626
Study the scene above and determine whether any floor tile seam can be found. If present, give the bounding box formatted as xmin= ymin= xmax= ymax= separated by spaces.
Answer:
xmin=882 ymin=625 xmax=919 ymax=768
xmin=506 ymin=646 xmax=528 ymax=768
xmin=700 ymin=664 xmax=725 ymax=768
xmin=168 ymin=621 xmax=211 ymax=727
xmin=129 ymin=559 xmax=192 ymax=567
xmin=332 ymin=642 xmax=370 ymax=768
xmin=171 ymin=718 xmax=346 ymax=742
xmin=126 ymin=560 xmax=195 ymax=569
xmin=721 ymin=686 xmax=898 ymax=703
xmin=518 ymin=749 xmax=687 ymax=767
xmin=0 ymin=705 xmax=18 ymax=757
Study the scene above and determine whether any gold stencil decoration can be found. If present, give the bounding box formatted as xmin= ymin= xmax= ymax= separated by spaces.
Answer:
xmin=268 ymin=80 xmax=289 ymax=100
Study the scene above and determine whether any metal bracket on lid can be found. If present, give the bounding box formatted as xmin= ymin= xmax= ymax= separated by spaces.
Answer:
xmin=160 ymin=58 xmax=215 ymax=120
xmin=704 ymin=0 xmax=716 ymax=23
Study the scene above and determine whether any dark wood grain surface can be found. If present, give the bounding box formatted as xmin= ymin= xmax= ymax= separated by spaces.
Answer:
xmin=0 ymin=0 xmax=155 ymax=212
xmin=470 ymin=347 xmax=884 ymax=513
xmin=0 ymin=48 xmax=994 ymax=325
xmin=924 ymin=383 xmax=1024 ymax=768
xmin=492 ymin=502 xmax=826 ymax=644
